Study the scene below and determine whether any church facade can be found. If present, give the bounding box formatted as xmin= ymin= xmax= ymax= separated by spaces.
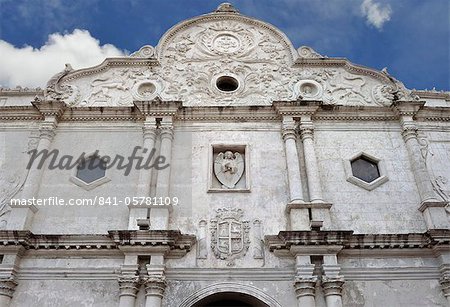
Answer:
xmin=0 ymin=3 xmax=449 ymax=307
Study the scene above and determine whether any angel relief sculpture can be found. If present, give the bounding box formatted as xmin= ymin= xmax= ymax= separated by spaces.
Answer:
xmin=214 ymin=151 xmax=244 ymax=189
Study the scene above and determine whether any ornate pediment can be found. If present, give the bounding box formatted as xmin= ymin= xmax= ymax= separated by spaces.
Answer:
xmin=43 ymin=3 xmax=417 ymax=108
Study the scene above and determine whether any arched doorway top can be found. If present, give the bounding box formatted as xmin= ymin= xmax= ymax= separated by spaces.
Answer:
xmin=179 ymin=282 xmax=282 ymax=307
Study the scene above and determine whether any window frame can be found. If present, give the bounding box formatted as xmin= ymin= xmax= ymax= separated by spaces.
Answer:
xmin=70 ymin=152 xmax=110 ymax=191
xmin=344 ymin=152 xmax=388 ymax=191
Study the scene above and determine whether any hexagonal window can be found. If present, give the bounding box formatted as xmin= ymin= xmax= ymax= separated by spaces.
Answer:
xmin=344 ymin=152 xmax=388 ymax=191
xmin=351 ymin=156 xmax=380 ymax=183
xmin=70 ymin=155 xmax=110 ymax=190
xmin=76 ymin=157 xmax=106 ymax=183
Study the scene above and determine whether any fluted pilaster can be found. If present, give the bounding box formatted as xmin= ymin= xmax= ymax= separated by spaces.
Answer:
xmin=299 ymin=119 xmax=324 ymax=203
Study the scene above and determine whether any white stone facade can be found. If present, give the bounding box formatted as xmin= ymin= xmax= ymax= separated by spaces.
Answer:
xmin=0 ymin=3 xmax=449 ymax=307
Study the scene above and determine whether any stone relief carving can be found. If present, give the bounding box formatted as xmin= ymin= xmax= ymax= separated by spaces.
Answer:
xmin=214 ymin=151 xmax=244 ymax=189
xmin=417 ymin=136 xmax=450 ymax=217
xmin=0 ymin=169 xmax=25 ymax=229
xmin=46 ymin=10 xmax=415 ymax=108
xmin=210 ymin=208 xmax=250 ymax=265
xmin=294 ymin=80 xmax=322 ymax=99
xmin=159 ymin=19 xmax=293 ymax=106
xmin=197 ymin=220 xmax=208 ymax=259
xmin=45 ymin=64 xmax=81 ymax=103
xmin=64 ymin=67 xmax=162 ymax=107
xmin=297 ymin=46 xmax=326 ymax=59
xmin=424 ymin=141 xmax=450 ymax=205
xmin=252 ymin=220 xmax=264 ymax=260
xmin=290 ymin=68 xmax=392 ymax=106
xmin=81 ymin=69 xmax=134 ymax=106
xmin=381 ymin=67 xmax=419 ymax=102
xmin=130 ymin=45 xmax=156 ymax=58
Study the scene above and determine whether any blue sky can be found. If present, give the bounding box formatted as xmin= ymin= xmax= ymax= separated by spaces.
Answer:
xmin=0 ymin=0 xmax=448 ymax=90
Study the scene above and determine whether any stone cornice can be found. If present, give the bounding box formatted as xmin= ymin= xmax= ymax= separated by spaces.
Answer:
xmin=1 ymin=103 xmax=448 ymax=123
xmin=133 ymin=100 xmax=182 ymax=117
xmin=265 ymin=230 xmax=450 ymax=254
xmin=176 ymin=106 xmax=279 ymax=121
xmin=59 ymin=58 xmax=160 ymax=85
xmin=61 ymin=106 xmax=144 ymax=122
xmin=391 ymin=100 xmax=426 ymax=117
xmin=0 ymin=106 xmax=42 ymax=121
xmin=31 ymin=99 xmax=66 ymax=118
xmin=273 ymin=100 xmax=321 ymax=116
xmin=415 ymin=106 xmax=450 ymax=122
xmin=293 ymin=58 xmax=393 ymax=84
xmin=0 ymin=230 xmax=196 ymax=259
xmin=108 ymin=230 xmax=196 ymax=258
xmin=0 ymin=88 xmax=43 ymax=96
xmin=313 ymin=105 xmax=398 ymax=121
xmin=413 ymin=90 xmax=450 ymax=101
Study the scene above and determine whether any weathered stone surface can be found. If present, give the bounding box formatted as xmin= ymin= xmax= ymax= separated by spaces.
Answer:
xmin=0 ymin=2 xmax=449 ymax=307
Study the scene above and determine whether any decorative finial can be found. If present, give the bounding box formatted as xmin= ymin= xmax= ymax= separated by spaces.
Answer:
xmin=215 ymin=2 xmax=239 ymax=14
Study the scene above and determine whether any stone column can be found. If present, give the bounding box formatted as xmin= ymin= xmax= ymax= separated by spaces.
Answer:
xmin=0 ymin=278 xmax=17 ymax=307
xmin=396 ymin=104 xmax=448 ymax=229
xmin=118 ymin=254 xmax=140 ymax=307
xmin=144 ymin=255 xmax=166 ymax=307
xmin=118 ymin=276 xmax=140 ymax=307
xmin=400 ymin=119 xmax=438 ymax=203
xmin=322 ymin=277 xmax=345 ymax=307
xmin=293 ymin=254 xmax=317 ymax=307
xmin=143 ymin=276 xmax=167 ymax=307
xmin=440 ymin=273 xmax=450 ymax=306
xmin=7 ymin=115 xmax=58 ymax=230
xmin=150 ymin=117 xmax=173 ymax=230
xmin=282 ymin=116 xmax=305 ymax=204
xmin=128 ymin=117 xmax=157 ymax=229
xmin=299 ymin=117 xmax=324 ymax=203
xmin=294 ymin=276 xmax=317 ymax=307
xmin=322 ymin=253 xmax=345 ymax=307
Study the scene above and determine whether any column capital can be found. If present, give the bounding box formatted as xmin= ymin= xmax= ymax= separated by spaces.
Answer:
xmin=39 ymin=128 xmax=56 ymax=141
xmin=282 ymin=117 xmax=298 ymax=141
xmin=282 ymin=128 xmax=297 ymax=141
xmin=440 ymin=272 xmax=450 ymax=298
xmin=321 ymin=276 xmax=345 ymax=297
xmin=118 ymin=275 xmax=140 ymax=298
xmin=0 ymin=278 xmax=17 ymax=299
xmin=294 ymin=276 xmax=318 ymax=298
xmin=299 ymin=122 xmax=314 ymax=141
xmin=143 ymin=275 xmax=167 ymax=298
xmin=401 ymin=123 xmax=418 ymax=142
xmin=159 ymin=120 xmax=174 ymax=140
xmin=143 ymin=123 xmax=157 ymax=140
xmin=39 ymin=117 xmax=58 ymax=141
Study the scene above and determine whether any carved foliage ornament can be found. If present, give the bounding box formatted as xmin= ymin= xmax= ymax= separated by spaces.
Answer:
xmin=160 ymin=19 xmax=293 ymax=106
xmin=67 ymin=68 xmax=163 ymax=107
xmin=210 ymin=208 xmax=250 ymax=264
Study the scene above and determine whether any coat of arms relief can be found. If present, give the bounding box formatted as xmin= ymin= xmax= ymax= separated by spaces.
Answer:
xmin=210 ymin=208 xmax=250 ymax=265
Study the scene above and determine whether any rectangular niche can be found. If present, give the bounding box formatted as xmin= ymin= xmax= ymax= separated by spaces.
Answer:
xmin=208 ymin=143 xmax=250 ymax=192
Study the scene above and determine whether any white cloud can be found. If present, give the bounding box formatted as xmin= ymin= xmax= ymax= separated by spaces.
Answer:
xmin=361 ymin=0 xmax=392 ymax=30
xmin=0 ymin=29 xmax=126 ymax=88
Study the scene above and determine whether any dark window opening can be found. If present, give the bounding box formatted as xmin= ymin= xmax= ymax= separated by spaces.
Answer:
xmin=216 ymin=76 xmax=239 ymax=92
xmin=351 ymin=156 xmax=380 ymax=183
xmin=76 ymin=156 xmax=106 ymax=184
